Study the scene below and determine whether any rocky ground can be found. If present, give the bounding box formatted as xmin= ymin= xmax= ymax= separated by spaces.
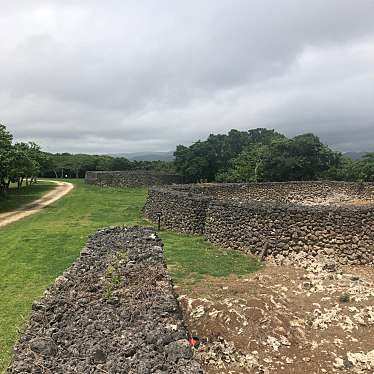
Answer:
xmin=287 ymin=193 xmax=374 ymax=207
xmin=178 ymin=254 xmax=374 ymax=374
xmin=9 ymin=226 xmax=201 ymax=373
xmin=227 ymin=192 xmax=373 ymax=207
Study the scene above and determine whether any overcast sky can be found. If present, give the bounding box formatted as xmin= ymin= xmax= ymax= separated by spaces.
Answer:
xmin=1 ymin=1 xmax=374 ymax=154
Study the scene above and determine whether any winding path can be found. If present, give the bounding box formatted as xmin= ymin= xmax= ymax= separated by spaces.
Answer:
xmin=0 ymin=180 xmax=74 ymax=229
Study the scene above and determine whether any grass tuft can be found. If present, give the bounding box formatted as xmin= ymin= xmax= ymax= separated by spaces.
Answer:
xmin=339 ymin=292 xmax=351 ymax=303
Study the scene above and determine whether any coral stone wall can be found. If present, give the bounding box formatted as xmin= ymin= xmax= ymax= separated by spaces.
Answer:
xmin=204 ymin=200 xmax=373 ymax=265
xmin=143 ymin=187 xmax=210 ymax=234
xmin=9 ymin=227 xmax=201 ymax=373
xmin=143 ymin=182 xmax=374 ymax=265
xmin=85 ymin=170 xmax=183 ymax=187
xmin=166 ymin=182 xmax=374 ymax=205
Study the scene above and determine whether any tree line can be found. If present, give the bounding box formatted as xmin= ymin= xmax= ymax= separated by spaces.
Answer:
xmin=0 ymin=124 xmax=175 ymax=193
xmin=0 ymin=124 xmax=48 ymax=193
xmin=174 ymin=128 xmax=373 ymax=182
xmin=1 ymin=123 xmax=372 ymax=191
xmin=41 ymin=153 xmax=175 ymax=179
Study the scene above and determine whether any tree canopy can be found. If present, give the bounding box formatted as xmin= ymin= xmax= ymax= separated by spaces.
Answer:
xmin=0 ymin=124 xmax=176 ymax=193
xmin=175 ymin=128 xmax=285 ymax=182
xmin=1 ymin=123 xmax=372 ymax=187
xmin=41 ymin=153 xmax=176 ymax=179
xmin=175 ymin=128 xmax=373 ymax=182
xmin=0 ymin=124 xmax=47 ymax=192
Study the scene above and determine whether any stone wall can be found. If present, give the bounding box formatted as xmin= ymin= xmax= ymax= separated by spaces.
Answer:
xmin=164 ymin=181 xmax=374 ymax=205
xmin=143 ymin=187 xmax=210 ymax=234
xmin=9 ymin=226 xmax=202 ymax=373
xmin=85 ymin=170 xmax=183 ymax=187
xmin=143 ymin=182 xmax=374 ymax=265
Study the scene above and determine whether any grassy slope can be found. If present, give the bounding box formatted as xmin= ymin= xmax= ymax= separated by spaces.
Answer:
xmin=0 ymin=179 xmax=260 ymax=371
xmin=0 ymin=181 xmax=56 ymax=214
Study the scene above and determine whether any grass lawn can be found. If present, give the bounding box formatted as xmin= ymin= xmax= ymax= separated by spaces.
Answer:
xmin=0 ymin=179 xmax=260 ymax=372
xmin=0 ymin=181 xmax=56 ymax=214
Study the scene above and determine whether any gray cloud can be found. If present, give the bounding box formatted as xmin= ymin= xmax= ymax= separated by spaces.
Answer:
xmin=1 ymin=0 xmax=374 ymax=153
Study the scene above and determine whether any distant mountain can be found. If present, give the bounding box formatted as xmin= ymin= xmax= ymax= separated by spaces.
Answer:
xmin=109 ymin=151 xmax=175 ymax=162
xmin=343 ymin=152 xmax=368 ymax=160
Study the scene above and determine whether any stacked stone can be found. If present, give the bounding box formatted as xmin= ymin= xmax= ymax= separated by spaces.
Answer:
xmin=85 ymin=170 xmax=183 ymax=187
xmin=143 ymin=187 xmax=210 ymax=234
xmin=144 ymin=182 xmax=374 ymax=265
xmin=167 ymin=181 xmax=374 ymax=205
xmin=204 ymin=200 xmax=373 ymax=266
xmin=9 ymin=226 xmax=202 ymax=373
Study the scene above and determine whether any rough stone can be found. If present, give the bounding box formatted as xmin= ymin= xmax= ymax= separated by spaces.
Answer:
xmin=144 ymin=182 xmax=374 ymax=265
xmin=8 ymin=226 xmax=202 ymax=373
xmin=85 ymin=170 xmax=183 ymax=187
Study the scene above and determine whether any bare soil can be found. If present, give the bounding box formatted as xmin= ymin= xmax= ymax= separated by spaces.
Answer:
xmin=177 ymin=258 xmax=374 ymax=374
xmin=0 ymin=181 xmax=73 ymax=228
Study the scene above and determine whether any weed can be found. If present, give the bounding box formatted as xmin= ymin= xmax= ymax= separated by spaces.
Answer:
xmin=339 ymin=292 xmax=350 ymax=303
xmin=102 ymin=251 xmax=128 ymax=300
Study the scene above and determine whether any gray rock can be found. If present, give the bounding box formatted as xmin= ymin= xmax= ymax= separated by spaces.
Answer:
xmin=9 ymin=227 xmax=202 ymax=374
xmin=29 ymin=337 xmax=58 ymax=356
xmin=323 ymin=260 xmax=337 ymax=272
xmin=165 ymin=339 xmax=193 ymax=363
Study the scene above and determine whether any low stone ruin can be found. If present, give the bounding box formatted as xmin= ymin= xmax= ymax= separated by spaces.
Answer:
xmin=85 ymin=170 xmax=183 ymax=188
xmin=8 ymin=226 xmax=201 ymax=373
xmin=144 ymin=182 xmax=374 ymax=265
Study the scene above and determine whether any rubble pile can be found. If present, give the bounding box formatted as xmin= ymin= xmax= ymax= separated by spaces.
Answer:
xmin=9 ymin=226 xmax=202 ymax=373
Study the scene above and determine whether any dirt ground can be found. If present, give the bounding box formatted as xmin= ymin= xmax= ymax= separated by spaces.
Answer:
xmin=0 ymin=180 xmax=73 ymax=228
xmin=177 ymin=255 xmax=374 ymax=374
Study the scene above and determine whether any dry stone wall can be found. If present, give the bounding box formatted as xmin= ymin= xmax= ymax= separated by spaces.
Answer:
xmin=143 ymin=182 xmax=374 ymax=265
xmin=85 ymin=170 xmax=183 ymax=187
xmin=9 ymin=226 xmax=202 ymax=373
xmin=165 ymin=182 xmax=374 ymax=206
xmin=143 ymin=187 xmax=209 ymax=234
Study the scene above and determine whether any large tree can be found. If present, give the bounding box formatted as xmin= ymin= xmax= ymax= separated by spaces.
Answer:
xmin=217 ymin=133 xmax=342 ymax=182
xmin=175 ymin=128 xmax=284 ymax=182
xmin=356 ymin=152 xmax=374 ymax=181
xmin=0 ymin=124 xmax=14 ymax=192
xmin=0 ymin=125 xmax=46 ymax=192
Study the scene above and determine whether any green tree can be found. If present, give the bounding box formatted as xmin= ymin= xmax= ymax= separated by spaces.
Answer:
xmin=218 ymin=133 xmax=342 ymax=182
xmin=216 ymin=144 xmax=269 ymax=182
xmin=8 ymin=142 xmax=42 ymax=188
xmin=175 ymin=128 xmax=284 ymax=181
xmin=0 ymin=124 xmax=13 ymax=192
xmin=356 ymin=152 xmax=374 ymax=181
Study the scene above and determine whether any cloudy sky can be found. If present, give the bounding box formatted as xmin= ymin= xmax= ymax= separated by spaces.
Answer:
xmin=1 ymin=0 xmax=373 ymax=154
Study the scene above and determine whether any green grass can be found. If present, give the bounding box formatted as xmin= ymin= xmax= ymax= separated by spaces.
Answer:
xmin=0 ymin=179 xmax=260 ymax=371
xmin=160 ymin=231 xmax=261 ymax=286
xmin=0 ymin=181 xmax=56 ymax=213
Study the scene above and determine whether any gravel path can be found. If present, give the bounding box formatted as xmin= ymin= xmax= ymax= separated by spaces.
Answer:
xmin=0 ymin=180 xmax=74 ymax=228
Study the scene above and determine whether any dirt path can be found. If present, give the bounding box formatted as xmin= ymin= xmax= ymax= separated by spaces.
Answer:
xmin=0 ymin=180 xmax=74 ymax=228
xmin=178 ymin=257 xmax=374 ymax=373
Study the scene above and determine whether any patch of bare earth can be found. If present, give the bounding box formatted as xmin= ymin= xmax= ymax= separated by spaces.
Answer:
xmin=176 ymin=256 xmax=374 ymax=374
xmin=0 ymin=181 xmax=73 ymax=228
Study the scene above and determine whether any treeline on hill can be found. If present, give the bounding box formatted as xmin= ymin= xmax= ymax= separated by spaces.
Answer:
xmin=41 ymin=153 xmax=175 ymax=179
xmin=1 ymin=123 xmax=373 ymax=190
xmin=0 ymin=124 xmax=48 ymax=193
xmin=0 ymin=124 xmax=175 ymax=191
xmin=174 ymin=128 xmax=374 ymax=182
